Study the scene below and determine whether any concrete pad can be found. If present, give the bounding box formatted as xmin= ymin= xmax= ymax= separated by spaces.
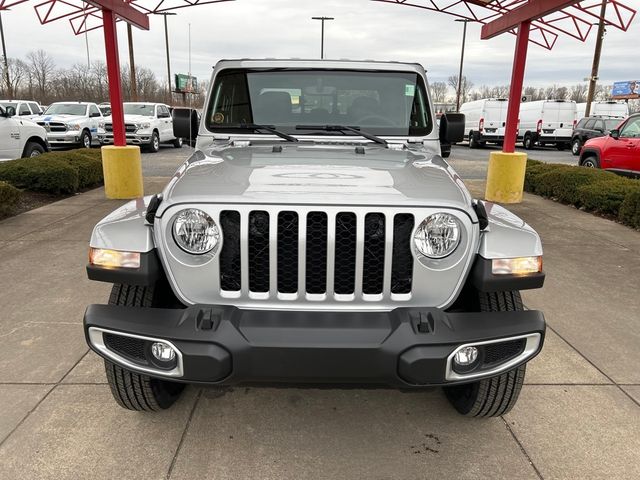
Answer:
xmin=20 ymin=202 xmax=95 ymax=217
xmin=506 ymin=386 xmax=640 ymax=479
xmin=0 ymin=322 xmax=87 ymax=383
xmin=621 ymin=385 xmax=640 ymax=405
xmin=62 ymin=351 xmax=107 ymax=384
xmin=0 ymin=385 xmax=198 ymax=480
xmin=0 ymin=214 xmax=68 ymax=240
xmin=0 ymin=385 xmax=52 ymax=442
xmin=523 ymin=328 xmax=610 ymax=385
xmin=170 ymin=388 xmax=538 ymax=480
xmin=0 ymin=240 xmax=111 ymax=332
xmin=524 ymin=244 xmax=640 ymax=384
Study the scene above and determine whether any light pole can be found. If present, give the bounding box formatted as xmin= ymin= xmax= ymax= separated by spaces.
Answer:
xmin=154 ymin=12 xmax=177 ymax=103
xmin=585 ymin=0 xmax=607 ymax=117
xmin=127 ymin=24 xmax=137 ymax=101
xmin=311 ymin=16 xmax=334 ymax=59
xmin=455 ymin=18 xmax=470 ymax=112
xmin=0 ymin=10 xmax=11 ymax=100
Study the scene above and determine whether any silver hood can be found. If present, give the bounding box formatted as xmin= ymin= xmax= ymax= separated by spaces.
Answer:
xmin=159 ymin=143 xmax=473 ymax=216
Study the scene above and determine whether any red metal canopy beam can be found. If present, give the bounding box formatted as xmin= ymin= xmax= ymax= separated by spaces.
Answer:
xmin=481 ymin=0 xmax=580 ymax=39
xmin=85 ymin=0 xmax=148 ymax=29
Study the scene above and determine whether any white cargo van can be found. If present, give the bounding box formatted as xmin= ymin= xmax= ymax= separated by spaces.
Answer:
xmin=576 ymin=101 xmax=628 ymax=119
xmin=519 ymin=99 xmax=577 ymax=150
xmin=459 ymin=98 xmax=508 ymax=148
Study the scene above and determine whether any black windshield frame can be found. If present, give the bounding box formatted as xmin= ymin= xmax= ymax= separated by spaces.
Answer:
xmin=204 ymin=68 xmax=434 ymax=137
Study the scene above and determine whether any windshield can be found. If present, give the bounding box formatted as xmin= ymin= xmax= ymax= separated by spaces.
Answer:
xmin=0 ymin=101 xmax=17 ymax=110
xmin=604 ymin=119 xmax=622 ymax=130
xmin=44 ymin=103 xmax=87 ymax=116
xmin=124 ymin=103 xmax=156 ymax=116
xmin=205 ymin=69 xmax=432 ymax=136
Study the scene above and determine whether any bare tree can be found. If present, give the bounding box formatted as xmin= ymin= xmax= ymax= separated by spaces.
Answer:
xmin=27 ymin=50 xmax=55 ymax=102
xmin=429 ymin=81 xmax=448 ymax=103
xmin=447 ymin=75 xmax=474 ymax=104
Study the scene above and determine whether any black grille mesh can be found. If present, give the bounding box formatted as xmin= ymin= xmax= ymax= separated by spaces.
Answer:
xmin=104 ymin=333 xmax=146 ymax=361
xmin=334 ymin=212 xmax=357 ymax=295
xmin=306 ymin=212 xmax=327 ymax=294
xmin=390 ymin=214 xmax=414 ymax=294
xmin=363 ymin=213 xmax=386 ymax=294
xmin=248 ymin=211 xmax=270 ymax=293
xmin=277 ymin=211 xmax=299 ymax=293
xmin=219 ymin=211 xmax=241 ymax=291
xmin=483 ymin=339 xmax=526 ymax=366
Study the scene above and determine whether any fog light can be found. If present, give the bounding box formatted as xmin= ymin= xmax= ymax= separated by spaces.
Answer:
xmin=151 ymin=342 xmax=176 ymax=362
xmin=492 ymin=256 xmax=542 ymax=275
xmin=89 ymin=248 xmax=140 ymax=269
xmin=454 ymin=346 xmax=478 ymax=366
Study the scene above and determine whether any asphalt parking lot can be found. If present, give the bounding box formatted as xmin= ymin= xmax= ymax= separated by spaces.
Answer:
xmin=0 ymin=144 xmax=638 ymax=479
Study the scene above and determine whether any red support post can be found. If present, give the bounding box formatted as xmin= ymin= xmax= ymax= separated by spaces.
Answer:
xmin=102 ymin=8 xmax=125 ymax=147
xmin=503 ymin=20 xmax=531 ymax=154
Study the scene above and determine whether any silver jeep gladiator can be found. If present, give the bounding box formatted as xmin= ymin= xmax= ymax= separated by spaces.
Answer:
xmin=84 ymin=59 xmax=545 ymax=417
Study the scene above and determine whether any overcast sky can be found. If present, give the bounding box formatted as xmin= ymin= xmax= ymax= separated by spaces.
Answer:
xmin=4 ymin=0 xmax=638 ymax=90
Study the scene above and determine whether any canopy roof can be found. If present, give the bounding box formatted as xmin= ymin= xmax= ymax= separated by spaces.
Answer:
xmin=1 ymin=0 xmax=635 ymax=49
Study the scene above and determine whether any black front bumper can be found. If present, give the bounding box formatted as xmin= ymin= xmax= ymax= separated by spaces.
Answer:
xmin=84 ymin=305 xmax=545 ymax=387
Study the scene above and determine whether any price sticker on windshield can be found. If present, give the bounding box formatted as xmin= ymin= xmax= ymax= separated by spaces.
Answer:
xmin=405 ymin=84 xmax=416 ymax=96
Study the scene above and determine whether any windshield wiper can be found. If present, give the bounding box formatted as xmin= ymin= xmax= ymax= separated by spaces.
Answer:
xmin=234 ymin=123 xmax=298 ymax=142
xmin=295 ymin=124 xmax=388 ymax=147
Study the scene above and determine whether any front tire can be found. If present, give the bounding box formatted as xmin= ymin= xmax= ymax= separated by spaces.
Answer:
xmin=444 ymin=291 xmax=527 ymax=417
xmin=173 ymin=137 xmax=183 ymax=148
xmin=22 ymin=141 xmax=45 ymax=158
xmin=523 ymin=134 xmax=534 ymax=150
xmin=571 ymin=138 xmax=582 ymax=156
xmin=103 ymin=284 xmax=185 ymax=411
xmin=80 ymin=130 xmax=92 ymax=149
xmin=469 ymin=132 xmax=480 ymax=149
xmin=147 ymin=131 xmax=160 ymax=153
xmin=581 ymin=155 xmax=599 ymax=168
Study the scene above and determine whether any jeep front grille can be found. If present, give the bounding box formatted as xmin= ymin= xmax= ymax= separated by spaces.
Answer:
xmin=218 ymin=209 xmax=414 ymax=300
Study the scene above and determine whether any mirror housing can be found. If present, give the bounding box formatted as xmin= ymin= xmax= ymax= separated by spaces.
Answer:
xmin=173 ymin=108 xmax=199 ymax=146
xmin=439 ymin=113 xmax=465 ymax=144
xmin=5 ymin=106 xmax=16 ymax=118
xmin=610 ymin=129 xmax=620 ymax=140
xmin=90 ymin=112 xmax=102 ymax=118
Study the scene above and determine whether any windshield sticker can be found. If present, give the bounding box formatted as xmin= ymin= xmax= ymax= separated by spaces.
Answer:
xmin=213 ymin=112 xmax=225 ymax=124
xmin=405 ymin=85 xmax=415 ymax=96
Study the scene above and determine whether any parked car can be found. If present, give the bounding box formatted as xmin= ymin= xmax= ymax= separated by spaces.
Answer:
xmin=579 ymin=113 xmax=640 ymax=176
xmin=459 ymin=98 xmax=508 ymax=148
xmin=98 ymin=103 xmax=112 ymax=117
xmin=0 ymin=100 xmax=44 ymax=120
xmin=0 ymin=104 xmax=49 ymax=160
xmin=576 ymin=100 xmax=628 ymax=120
xmin=519 ymin=99 xmax=577 ymax=150
xmin=571 ymin=116 xmax=623 ymax=155
xmin=99 ymin=102 xmax=183 ymax=152
xmin=32 ymin=102 xmax=104 ymax=148
xmin=84 ymin=59 xmax=546 ymax=418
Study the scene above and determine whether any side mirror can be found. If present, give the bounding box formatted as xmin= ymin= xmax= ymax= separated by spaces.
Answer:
xmin=90 ymin=112 xmax=101 ymax=118
xmin=173 ymin=108 xmax=199 ymax=145
xmin=5 ymin=106 xmax=16 ymax=117
xmin=610 ymin=129 xmax=620 ymax=140
xmin=439 ymin=112 xmax=465 ymax=144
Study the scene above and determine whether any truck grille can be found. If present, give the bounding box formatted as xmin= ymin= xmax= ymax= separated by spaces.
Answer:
xmin=105 ymin=123 xmax=137 ymax=133
xmin=218 ymin=209 xmax=414 ymax=300
xmin=37 ymin=121 xmax=67 ymax=132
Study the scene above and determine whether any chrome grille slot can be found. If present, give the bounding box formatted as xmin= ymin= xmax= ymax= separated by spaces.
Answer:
xmin=248 ymin=211 xmax=270 ymax=293
xmin=277 ymin=211 xmax=299 ymax=294
xmin=305 ymin=212 xmax=328 ymax=294
xmin=334 ymin=212 xmax=357 ymax=295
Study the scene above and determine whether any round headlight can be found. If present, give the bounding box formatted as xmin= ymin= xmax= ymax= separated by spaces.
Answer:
xmin=172 ymin=209 xmax=220 ymax=255
xmin=414 ymin=213 xmax=461 ymax=259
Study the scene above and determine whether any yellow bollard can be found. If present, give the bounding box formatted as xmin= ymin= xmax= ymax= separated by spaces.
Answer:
xmin=484 ymin=151 xmax=527 ymax=204
xmin=101 ymin=145 xmax=144 ymax=199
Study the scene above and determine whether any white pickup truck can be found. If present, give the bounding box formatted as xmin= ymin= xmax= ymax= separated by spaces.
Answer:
xmin=32 ymin=102 xmax=104 ymax=149
xmin=0 ymin=104 xmax=49 ymax=160
xmin=0 ymin=100 xmax=44 ymax=121
xmin=99 ymin=102 xmax=183 ymax=152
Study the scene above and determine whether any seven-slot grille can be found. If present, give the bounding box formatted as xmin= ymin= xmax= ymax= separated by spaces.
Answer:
xmin=218 ymin=210 xmax=414 ymax=300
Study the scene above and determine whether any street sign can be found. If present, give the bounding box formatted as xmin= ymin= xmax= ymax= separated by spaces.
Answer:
xmin=611 ymin=81 xmax=640 ymax=99
xmin=175 ymin=74 xmax=198 ymax=93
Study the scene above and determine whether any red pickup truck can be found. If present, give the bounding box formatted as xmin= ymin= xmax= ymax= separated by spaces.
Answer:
xmin=579 ymin=113 xmax=640 ymax=177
